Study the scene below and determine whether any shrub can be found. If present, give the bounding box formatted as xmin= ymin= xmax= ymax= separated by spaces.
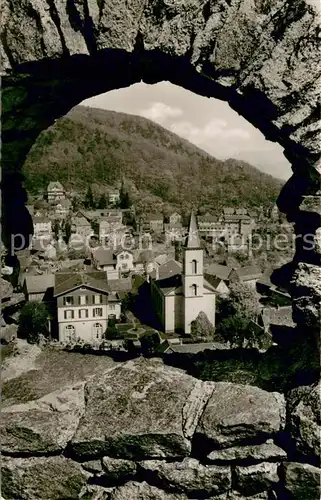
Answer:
xmin=18 ymin=302 xmax=49 ymax=344
xmin=140 ymin=331 xmax=160 ymax=356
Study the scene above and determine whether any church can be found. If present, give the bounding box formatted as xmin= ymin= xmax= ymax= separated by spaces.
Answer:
xmin=150 ymin=212 xmax=216 ymax=334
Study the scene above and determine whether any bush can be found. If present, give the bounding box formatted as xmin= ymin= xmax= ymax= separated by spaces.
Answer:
xmin=18 ymin=302 xmax=49 ymax=344
xmin=140 ymin=331 xmax=160 ymax=356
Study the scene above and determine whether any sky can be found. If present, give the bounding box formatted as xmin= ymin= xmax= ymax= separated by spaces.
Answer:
xmin=82 ymin=81 xmax=292 ymax=181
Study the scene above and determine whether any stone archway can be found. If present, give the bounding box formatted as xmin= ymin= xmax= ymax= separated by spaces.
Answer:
xmin=1 ymin=0 xmax=320 ymax=335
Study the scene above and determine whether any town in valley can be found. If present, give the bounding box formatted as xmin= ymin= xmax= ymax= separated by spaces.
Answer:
xmin=1 ymin=178 xmax=295 ymax=356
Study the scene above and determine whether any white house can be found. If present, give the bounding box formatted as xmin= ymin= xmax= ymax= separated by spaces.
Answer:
xmin=92 ymin=247 xmax=135 ymax=278
xmin=54 ymin=271 xmax=121 ymax=344
xmin=33 ymin=217 xmax=52 ymax=238
xmin=150 ymin=213 xmax=216 ymax=334
xmin=55 ymin=199 xmax=72 ymax=218
xmin=47 ymin=181 xmax=65 ymax=202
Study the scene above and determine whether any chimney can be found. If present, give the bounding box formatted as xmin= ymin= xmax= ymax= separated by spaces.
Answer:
xmin=155 ymin=264 xmax=159 ymax=280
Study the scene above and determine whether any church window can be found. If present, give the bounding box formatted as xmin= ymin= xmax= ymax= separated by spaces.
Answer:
xmin=191 ymin=284 xmax=197 ymax=296
xmin=191 ymin=259 xmax=197 ymax=274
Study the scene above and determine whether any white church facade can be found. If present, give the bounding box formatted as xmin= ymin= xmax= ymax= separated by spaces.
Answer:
xmin=150 ymin=213 xmax=216 ymax=334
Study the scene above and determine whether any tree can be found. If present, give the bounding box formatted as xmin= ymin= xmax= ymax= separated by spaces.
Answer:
xmin=84 ymin=185 xmax=94 ymax=208
xmin=97 ymin=194 xmax=107 ymax=209
xmin=53 ymin=220 xmax=60 ymax=241
xmin=140 ymin=331 xmax=160 ymax=356
xmin=190 ymin=312 xmax=215 ymax=341
xmin=215 ymin=282 xmax=261 ymax=348
xmin=18 ymin=302 xmax=49 ymax=344
xmin=63 ymin=220 xmax=71 ymax=244
xmin=119 ymin=182 xmax=131 ymax=209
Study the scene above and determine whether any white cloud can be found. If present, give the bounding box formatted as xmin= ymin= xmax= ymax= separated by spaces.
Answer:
xmin=140 ymin=102 xmax=183 ymax=124
xmin=169 ymin=119 xmax=251 ymax=147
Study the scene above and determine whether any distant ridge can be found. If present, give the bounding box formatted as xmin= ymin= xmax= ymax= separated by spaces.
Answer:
xmin=23 ymin=105 xmax=283 ymax=213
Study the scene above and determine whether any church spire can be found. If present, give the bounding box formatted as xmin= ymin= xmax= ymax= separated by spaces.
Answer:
xmin=186 ymin=211 xmax=201 ymax=249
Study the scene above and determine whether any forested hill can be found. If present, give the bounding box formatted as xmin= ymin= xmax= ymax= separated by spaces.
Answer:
xmin=22 ymin=105 xmax=283 ymax=213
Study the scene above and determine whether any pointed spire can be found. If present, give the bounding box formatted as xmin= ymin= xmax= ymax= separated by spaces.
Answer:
xmin=186 ymin=211 xmax=201 ymax=249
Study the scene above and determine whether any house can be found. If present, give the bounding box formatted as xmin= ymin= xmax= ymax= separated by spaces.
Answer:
xmin=33 ymin=217 xmax=52 ymax=238
xmin=164 ymin=222 xmax=186 ymax=243
xmin=197 ymin=214 xmax=222 ymax=239
xmin=204 ymin=274 xmax=230 ymax=297
xmin=71 ymin=216 xmax=93 ymax=239
xmin=150 ymin=212 xmax=216 ymax=334
xmin=226 ymin=234 xmax=248 ymax=253
xmin=47 ymin=181 xmax=65 ymax=202
xmin=257 ymin=306 xmax=295 ymax=345
xmin=23 ymin=273 xmax=55 ymax=302
xmin=92 ymin=247 xmax=135 ymax=278
xmin=169 ymin=212 xmax=182 ymax=226
xmin=162 ymin=341 xmax=226 ymax=354
xmin=204 ymin=263 xmax=232 ymax=283
xmin=223 ymin=207 xmax=235 ymax=216
xmin=54 ymin=271 xmax=121 ymax=343
xmin=235 ymin=208 xmax=247 ymax=215
xmin=270 ymin=203 xmax=279 ymax=220
xmin=107 ymin=188 xmax=120 ymax=205
xmin=55 ymin=199 xmax=72 ymax=218
xmin=228 ymin=266 xmax=262 ymax=288
xmin=147 ymin=214 xmax=164 ymax=233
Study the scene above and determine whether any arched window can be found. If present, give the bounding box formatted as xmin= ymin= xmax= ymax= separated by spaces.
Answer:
xmin=64 ymin=324 xmax=75 ymax=342
xmin=191 ymin=259 xmax=197 ymax=274
xmin=191 ymin=284 xmax=197 ymax=296
xmin=92 ymin=322 xmax=103 ymax=340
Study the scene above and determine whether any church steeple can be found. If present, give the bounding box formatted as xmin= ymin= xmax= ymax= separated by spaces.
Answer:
xmin=186 ymin=211 xmax=201 ymax=249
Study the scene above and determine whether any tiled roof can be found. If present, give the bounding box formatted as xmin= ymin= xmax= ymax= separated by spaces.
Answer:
xmin=146 ymin=213 xmax=163 ymax=222
xmin=33 ymin=217 xmax=51 ymax=224
xmin=169 ymin=342 xmax=226 ymax=354
xmin=261 ymin=307 xmax=295 ymax=328
xmin=48 ymin=181 xmax=64 ymax=190
xmin=25 ymin=274 xmax=55 ymax=294
xmin=233 ymin=266 xmax=262 ymax=281
xmin=153 ymin=259 xmax=182 ymax=280
xmin=71 ymin=217 xmax=91 ymax=226
xmin=204 ymin=263 xmax=232 ymax=281
xmin=224 ymin=214 xmax=251 ymax=221
xmin=54 ymin=271 xmax=109 ymax=296
xmin=154 ymin=254 xmax=170 ymax=266
xmin=198 ymin=215 xmax=218 ymax=223
xmin=93 ymin=248 xmax=116 ymax=266
xmin=107 ymin=278 xmax=132 ymax=293
xmin=204 ymin=274 xmax=223 ymax=289
xmin=223 ymin=208 xmax=235 ymax=215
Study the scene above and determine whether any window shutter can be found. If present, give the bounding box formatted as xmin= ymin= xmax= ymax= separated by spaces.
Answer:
xmin=71 ymin=310 xmax=74 ymax=319
xmin=86 ymin=309 xmax=88 ymax=318
xmin=64 ymin=311 xmax=67 ymax=319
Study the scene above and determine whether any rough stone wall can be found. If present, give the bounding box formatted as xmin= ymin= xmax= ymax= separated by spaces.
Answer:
xmin=1 ymin=358 xmax=320 ymax=499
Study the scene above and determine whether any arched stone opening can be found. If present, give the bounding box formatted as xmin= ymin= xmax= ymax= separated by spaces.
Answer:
xmin=1 ymin=0 xmax=320 ymax=338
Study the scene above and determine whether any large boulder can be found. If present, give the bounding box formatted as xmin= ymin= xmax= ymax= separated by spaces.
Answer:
xmin=234 ymin=463 xmax=280 ymax=496
xmin=287 ymin=381 xmax=321 ymax=463
xmin=195 ymin=383 xmax=286 ymax=449
xmin=207 ymin=440 xmax=287 ymax=463
xmin=1 ymin=383 xmax=85 ymax=454
xmin=1 ymin=456 xmax=88 ymax=500
xmin=109 ymin=481 xmax=187 ymax=500
xmin=69 ymin=358 xmax=214 ymax=460
xmin=101 ymin=456 xmax=137 ymax=484
xmin=0 ymin=323 xmax=17 ymax=344
xmin=282 ymin=462 xmax=321 ymax=500
xmin=0 ymin=277 xmax=13 ymax=299
xmin=139 ymin=457 xmax=231 ymax=497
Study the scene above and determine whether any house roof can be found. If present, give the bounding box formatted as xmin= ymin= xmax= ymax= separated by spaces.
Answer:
xmin=24 ymin=274 xmax=55 ymax=294
xmin=0 ymin=278 xmax=13 ymax=299
xmin=54 ymin=271 xmax=109 ymax=297
xmin=235 ymin=208 xmax=247 ymax=214
xmin=107 ymin=278 xmax=132 ymax=293
xmin=204 ymin=274 xmax=224 ymax=290
xmin=48 ymin=181 xmax=64 ymax=191
xmin=198 ymin=215 xmax=218 ymax=223
xmin=224 ymin=214 xmax=251 ymax=221
xmin=186 ymin=211 xmax=201 ymax=249
xmin=56 ymin=199 xmax=71 ymax=207
xmin=168 ymin=342 xmax=226 ymax=354
xmin=71 ymin=217 xmax=91 ymax=227
xmin=147 ymin=213 xmax=163 ymax=222
xmin=152 ymin=259 xmax=182 ymax=280
xmin=154 ymin=254 xmax=170 ymax=266
xmin=204 ymin=263 xmax=232 ymax=281
xmin=33 ymin=217 xmax=51 ymax=224
xmin=261 ymin=307 xmax=295 ymax=328
xmin=223 ymin=207 xmax=235 ymax=215
xmin=92 ymin=248 xmax=116 ymax=266
xmin=232 ymin=266 xmax=262 ymax=281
